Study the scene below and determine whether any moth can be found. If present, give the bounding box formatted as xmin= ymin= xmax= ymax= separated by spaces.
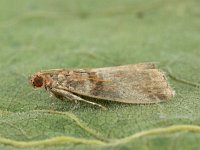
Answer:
xmin=29 ymin=63 xmax=175 ymax=109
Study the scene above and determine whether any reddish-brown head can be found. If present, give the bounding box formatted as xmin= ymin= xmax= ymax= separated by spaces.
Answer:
xmin=29 ymin=73 xmax=45 ymax=88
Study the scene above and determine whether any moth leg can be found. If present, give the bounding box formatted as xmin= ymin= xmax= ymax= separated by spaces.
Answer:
xmin=50 ymin=89 xmax=80 ymax=111
xmin=51 ymin=88 xmax=107 ymax=110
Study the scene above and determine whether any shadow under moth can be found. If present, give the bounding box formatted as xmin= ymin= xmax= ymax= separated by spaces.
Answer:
xmin=29 ymin=63 xmax=175 ymax=109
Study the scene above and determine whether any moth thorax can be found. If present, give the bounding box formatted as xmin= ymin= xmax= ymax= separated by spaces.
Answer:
xmin=58 ymin=73 xmax=66 ymax=82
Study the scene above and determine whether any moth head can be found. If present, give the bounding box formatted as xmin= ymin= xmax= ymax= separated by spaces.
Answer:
xmin=29 ymin=73 xmax=45 ymax=88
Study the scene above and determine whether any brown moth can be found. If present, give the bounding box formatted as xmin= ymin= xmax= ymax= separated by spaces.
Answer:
xmin=29 ymin=63 xmax=175 ymax=109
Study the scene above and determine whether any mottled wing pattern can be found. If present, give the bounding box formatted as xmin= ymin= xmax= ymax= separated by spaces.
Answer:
xmin=56 ymin=63 xmax=174 ymax=104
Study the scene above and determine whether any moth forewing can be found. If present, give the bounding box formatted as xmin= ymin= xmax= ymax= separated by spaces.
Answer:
xmin=30 ymin=63 xmax=175 ymax=108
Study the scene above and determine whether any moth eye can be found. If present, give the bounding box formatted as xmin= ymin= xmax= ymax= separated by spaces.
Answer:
xmin=33 ymin=75 xmax=43 ymax=88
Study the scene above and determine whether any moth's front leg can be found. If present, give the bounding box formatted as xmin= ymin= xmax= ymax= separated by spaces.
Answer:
xmin=51 ymin=88 xmax=107 ymax=110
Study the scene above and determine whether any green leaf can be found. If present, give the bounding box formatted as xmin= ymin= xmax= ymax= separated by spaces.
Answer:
xmin=0 ymin=0 xmax=200 ymax=149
